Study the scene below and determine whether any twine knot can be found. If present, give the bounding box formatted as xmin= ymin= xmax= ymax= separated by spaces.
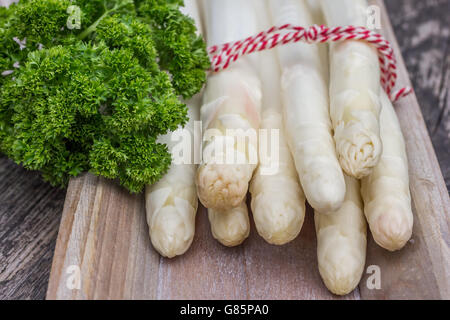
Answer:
xmin=305 ymin=25 xmax=324 ymax=43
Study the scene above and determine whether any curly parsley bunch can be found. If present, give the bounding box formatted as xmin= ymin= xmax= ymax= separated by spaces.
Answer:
xmin=0 ymin=0 xmax=210 ymax=192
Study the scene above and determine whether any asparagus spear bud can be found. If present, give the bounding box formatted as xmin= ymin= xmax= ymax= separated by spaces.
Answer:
xmin=320 ymin=0 xmax=383 ymax=179
xmin=145 ymin=0 xmax=203 ymax=258
xmin=315 ymin=175 xmax=367 ymax=295
xmin=361 ymin=90 xmax=413 ymax=251
xmin=249 ymin=0 xmax=306 ymax=245
xmin=208 ymin=200 xmax=250 ymax=247
xmin=196 ymin=0 xmax=262 ymax=211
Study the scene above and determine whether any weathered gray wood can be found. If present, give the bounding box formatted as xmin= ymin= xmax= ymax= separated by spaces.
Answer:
xmin=0 ymin=157 xmax=65 ymax=300
xmin=385 ymin=0 xmax=450 ymax=191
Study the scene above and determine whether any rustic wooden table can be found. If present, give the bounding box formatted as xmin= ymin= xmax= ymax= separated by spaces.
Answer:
xmin=0 ymin=0 xmax=449 ymax=300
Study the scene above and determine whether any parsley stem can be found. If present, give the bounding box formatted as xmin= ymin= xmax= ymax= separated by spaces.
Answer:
xmin=78 ymin=10 xmax=110 ymax=40
xmin=78 ymin=2 xmax=130 ymax=40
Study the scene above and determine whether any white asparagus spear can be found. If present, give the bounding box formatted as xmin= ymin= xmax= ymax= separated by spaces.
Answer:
xmin=361 ymin=90 xmax=413 ymax=251
xmin=306 ymin=0 xmax=326 ymax=24
xmin=145 ymin=0 xmax=202 ymax=258
xmin=320 ymin=0 xmax=383 ymax=179
xmin=248 ymin=0 xmax=305 ymax=245
xmin=208 ymin=199 xmax=250 ymax=247
xmin=269 ymin=0 xmax=346 ymax=213
xmin=315 ymin=175 xmax=367 ymax=296
xmin=196 ymin=0 xmax=262 ymax=211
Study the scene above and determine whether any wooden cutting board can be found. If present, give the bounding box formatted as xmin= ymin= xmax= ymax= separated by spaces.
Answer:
xmin=46 ymin=0 xmax=450 ymax=300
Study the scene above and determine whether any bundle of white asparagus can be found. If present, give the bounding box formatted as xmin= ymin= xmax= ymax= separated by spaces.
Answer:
xmin=144 ymin=0 xmax=413 ymax=296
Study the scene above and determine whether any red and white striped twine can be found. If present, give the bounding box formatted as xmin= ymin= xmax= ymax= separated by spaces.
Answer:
xmin=208 ymin=24 xmax=413 ymax=103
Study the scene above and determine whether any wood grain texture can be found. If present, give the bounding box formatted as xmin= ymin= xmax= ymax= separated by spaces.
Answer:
xmin=0 ymin=157 xmax=65 ymax=300
xmin=46 ymin=0 xmax=449 ymax=300
xmin=46 ymin=173 xmax=358 ymax=300
xmin=385 ymin=0 xmax=450 ymax=192
xmin=45 ymin=174 xmax=160 ymax=299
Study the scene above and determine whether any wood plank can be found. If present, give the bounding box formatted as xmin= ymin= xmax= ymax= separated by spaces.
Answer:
xmin=46 ymin=174 xmax=160 ymax=299
xmin=384 ymin=0 xmax=450 ymax=191
xmin=46 ymin=0 xmax=449 ymax=300
xmin=47 ymin=175 xmax=353 ymax=299
xmin=0 ymin=157 xmax=65 ymax=300
xmin=156 ymin=203 xmax=357 ymax=300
